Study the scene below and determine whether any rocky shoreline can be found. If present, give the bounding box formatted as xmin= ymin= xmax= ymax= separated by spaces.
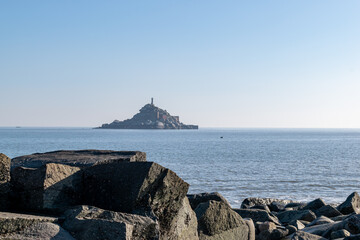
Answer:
xmin=1 ymin=151 xmax=360 ymax=240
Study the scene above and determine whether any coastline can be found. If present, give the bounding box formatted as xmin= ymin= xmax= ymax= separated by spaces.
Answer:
xmin=1 ymin=150 xmax=360 ymax=239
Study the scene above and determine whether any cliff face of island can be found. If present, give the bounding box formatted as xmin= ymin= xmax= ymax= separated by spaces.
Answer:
xmin=98 ymin=100 xmax=198 ymax=129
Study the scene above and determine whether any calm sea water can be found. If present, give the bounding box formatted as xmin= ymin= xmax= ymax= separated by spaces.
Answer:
xmin=1 ymin=127 xmax=360 ymax=207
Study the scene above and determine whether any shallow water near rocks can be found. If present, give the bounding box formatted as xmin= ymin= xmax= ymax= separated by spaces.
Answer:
xmin=1 ymin=127 xmax=360 ymax=207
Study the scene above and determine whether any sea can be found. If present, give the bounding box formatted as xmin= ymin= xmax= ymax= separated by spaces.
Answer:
xmin=1 ymin=127 xmax=360 ymax=207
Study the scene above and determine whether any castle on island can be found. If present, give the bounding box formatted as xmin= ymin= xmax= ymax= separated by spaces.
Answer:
xmin=97 ymin=98 xmax=198 ymax=129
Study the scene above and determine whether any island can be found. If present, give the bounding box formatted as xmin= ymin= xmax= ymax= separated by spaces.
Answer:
xmin=96 ymin=98 xmax=198 ymax=129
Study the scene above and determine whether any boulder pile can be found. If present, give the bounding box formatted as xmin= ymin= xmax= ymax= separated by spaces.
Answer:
xmin=0 ymin=150 xmax=359 ymax=240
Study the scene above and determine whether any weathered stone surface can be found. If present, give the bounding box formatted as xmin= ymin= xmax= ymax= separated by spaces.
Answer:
xmin=0 ymin=154 xmax=10 ymax=183
xmin=303 ymin=199 xmax=326 ymax=212
xmin=315 ymin=205 xmax=342 ymax=218
xmin=195 ymin=200 xmax=249 ymax=240
xmin=98 ymin=101 xmax=198 ymax=129
xmin=270 ymin=228 xmax=289 ymax=240
xmin=233 ymin=209 xmax=281 ymax=225
xmin=163 ymin=197 xmax=199 ymax=240
xmin=345 ymin=234 xmax=360 ymax=240
xmin=321 ymin=221 xmax=347 ymax=238
xmin=0 ymin=211 xmax=58 ymax=234
xmin=0 ymin=153 xmax=11 ymax=211
xmin=291 ymin=231 xmax=327 ymax=240
xmin=300 ymin=220 xmax=310 ymax=226
xmin=187 ymin=192 xmax=231 ymax=210
xmin=62 ymin=205 xmax=159 ymax=240
xmin=1 ymin=222 xmax=75 ymax=240
xmin=82 ymin=161 xmax=189 ymax=237
xmin=344 ymin=214 xmax=360 ymax=234
xmin=244 ymin=218 xmax=256 ymax=240
xmin=11 ymin=150 xmax=146 ymax=168
xmin=257 ymin=229 xmax=272 ymax=240
xmin=269 ymin=202 xmax=287 ymax=212
xmin=302 ymin=222 xmax=337 ymax=236
xmin=289 ymin=220 xmax=306 ymax=230
xmin=258 ymin=221 xmax=277 ymax=233
xmin=11 ymin=163 xmax=81 ymax=212
xmin=307 ymin=216 xmax=334 ymax=227
xmin=337 ymin=192 xmax=360 ymax=215
xmin=277 ymin=210 xmax=316 ymax=224
xmin=251 ymin=205 xmax=271 ymax=212
xmin=331 ymin=214 xmax=350 ymax=222
xmin=286 ymin=225 xmax=297 ymax=235
xmin=331 ymin=229 xmax=350 ymax=239
xmin=241 ymin=197 xmax=294 ymax=209
xmin=285 ymin=203 xmax=307 ymax=210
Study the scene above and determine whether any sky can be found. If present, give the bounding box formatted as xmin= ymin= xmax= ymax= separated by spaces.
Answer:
xmin=1 ymin=1 xmax=359 ymax=128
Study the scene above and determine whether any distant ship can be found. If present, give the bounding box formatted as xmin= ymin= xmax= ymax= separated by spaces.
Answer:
xmin=96 ymin=98 xmax=198 ymax=130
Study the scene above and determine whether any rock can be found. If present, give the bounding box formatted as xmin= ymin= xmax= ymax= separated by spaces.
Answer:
xmin=251 ymin=205 xmax=271 ymax=212
xmin=289 ymin=220 xmax=306 ymax=230
xmin=315 ymin=205 xmax=342 ymax=218
xmin=258 ymin=221 xmax=277 ymax=232
xmin=285 ymin=203 xmax=307 ymax=210
xmin=257 ymin=229 xmax=272 ymax=240
xmin=270 ymin=228 xmax=289 ymax=240
xmin=244 ymin=218 xmax=256 ymax=240
xmin=300 ymin=220 xmax=311 ymax=226
xmin=302 ymin=222 xmax=337 ymax=236
xmin=163 ymin=197 xmax=199 ymax=240
xmin=345 ymin=234 xmax=360 ymax=240
xmin=303 ymin=199 xmax=326 ymax=212
xmin=82 ymin=161 xmax=189 ymax=237
xmin=286 ymin=225 xmax=297 ymax=235
xmin=277 ymin=210 xmax=316 ymax=225
xmin=0 ymin=153 xmax=11 ymax=211
xmin=321 ymin=221 xmax=347 ymax=238
xmin=269 ymin=202 xmax=287 ymax=212
xmin=233 ymin=209 xmax=281 ymax=225
xmin=11 ymin=163 xmax=82 ymax=213
xmin=1 ymin=222 xmax=75 ymax=240
xmin=344 ymin=214 xmax=360 ymax=234
xmin=62 ymin=205 xmax=159 ymax=240
xmin=331 ymin=229 xmax=350 ymax=239
xmin=241 ymin=197 xmax=294 ymax=209
xmin=195 ymin=200 xmax=249 ymax=240
xmin=11 ymin=150 xmax=146 ymax=169
xmin=97 ymin=100 xmax=198 ymax=129
xmin=187 ymin=192 xmax=231 ymax=210
xmin=337 ymin=192 xmax=360 ymax=215
xmin=291 ymin=231 xmax=327 ymax=240
xmin=0 ymin=154 xmax=10 ymax=183
xmin=0 ymin=211 xmax=58 ymax=235
xmin=331 ymin=214 xmax=350 ymax=222
xmin=307 ymin=216 xmax=334 ymax=227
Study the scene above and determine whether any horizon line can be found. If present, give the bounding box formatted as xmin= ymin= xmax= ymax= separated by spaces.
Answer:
xmin=1 ymin=126 xmax=360 ymax=130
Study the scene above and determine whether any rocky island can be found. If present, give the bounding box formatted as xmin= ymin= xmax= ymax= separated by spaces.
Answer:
xmin=97 ymin=98 xmax=198 ymax=129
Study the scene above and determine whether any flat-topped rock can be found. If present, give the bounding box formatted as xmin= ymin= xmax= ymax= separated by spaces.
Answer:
xmin=0 ymin=211 xmax=58 ymax=234
xmin=11 ymin=150 xmax=146 ymax=168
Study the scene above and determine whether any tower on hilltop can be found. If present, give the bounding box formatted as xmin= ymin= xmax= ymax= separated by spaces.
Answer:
xmin=151 ymin=98 xmax=154 ymax=105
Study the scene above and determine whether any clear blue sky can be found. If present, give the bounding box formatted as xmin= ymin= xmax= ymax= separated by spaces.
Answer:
xmin=1 ymin=1 xmax=359 ymax=128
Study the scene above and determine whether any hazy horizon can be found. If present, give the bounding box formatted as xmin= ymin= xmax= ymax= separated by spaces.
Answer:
xmin=1 ymin=1 xmax=359 ymax=128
